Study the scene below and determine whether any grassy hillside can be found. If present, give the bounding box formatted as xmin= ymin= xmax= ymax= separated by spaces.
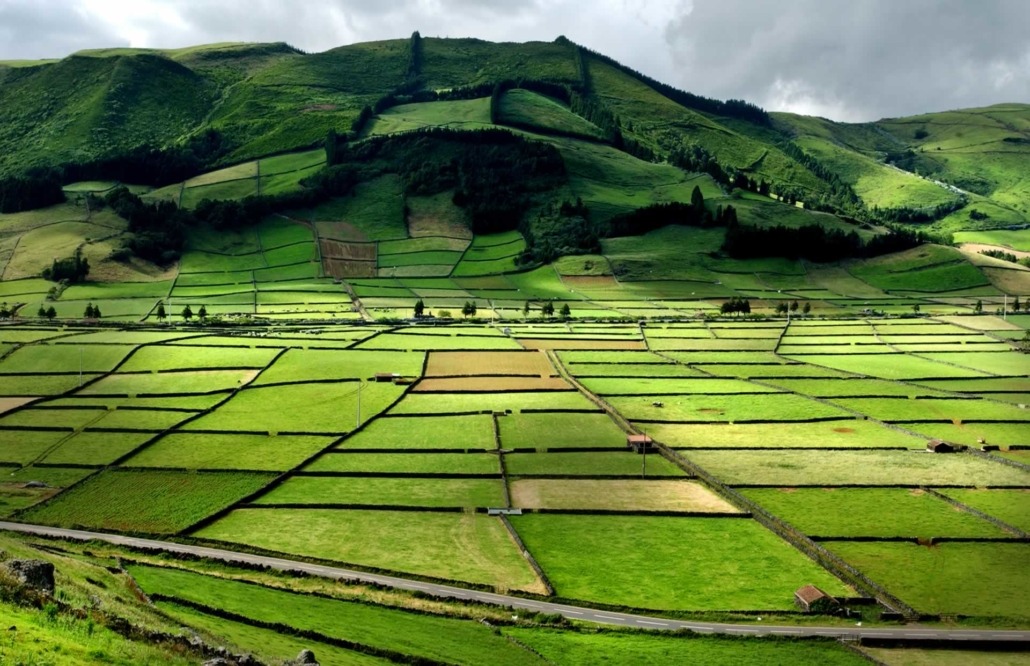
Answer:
xmin=0 ymin=54 xmax=215 ymax=173
xmin=776 ymin=104 xmax=1030 ymax=231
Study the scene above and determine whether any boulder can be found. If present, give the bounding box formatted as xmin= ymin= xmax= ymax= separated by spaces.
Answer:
xmin=3 ymin=559 xmax=55 ymax=595
xmin=296 ymin=649 xmax=319 ymax=665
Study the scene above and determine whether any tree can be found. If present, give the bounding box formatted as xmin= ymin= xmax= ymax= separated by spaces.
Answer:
xmin=542 ymin=301 xmax=555 ymax=318
xmin=438 ymin=310 xmax=452 ymax=319
xmin=776 ymin=302 xmax=788 ymax=315
xmin=1014 ymin=296 xmax=1022 ymax=313
xmin=413 ymin=299 xmax=425 ymax=318
xmin=461 ymin=301 xmax=475 ymax=319
xmin=790 ymin=300 xmax=799 ymax=313
xmin=198 ymin=305 xmax=208 ymax=320
xmin=974 ymin=300 xmax=983 ymax=313
xmin=37 ymin=305 xmax=46 ymax=319
xmin=560 ymin=303 xmax=571 ymax=319
xmin=802 ymin=302 xmax=811 ymax=315
xmin=690 ymin=185 xmax=705 ymax=217
xmin=156 ymin=302 xmax=166 ymax=321
xmin=182 ymin=305 xmax=194 ymax=321
xmin=92 ymin=305 xmax=101 ymax=319
xmin=523 ymin=301 xmax=531 ymax=318
xmin=912 ymin=304 xmax=921 ymax=315
xmin=0 ymin=303 xmax=9 ymax=320
xmin=45 ymin=306 xmax=57 ymax=320
xmin=84 ymin=303 xmax=95 ymax=319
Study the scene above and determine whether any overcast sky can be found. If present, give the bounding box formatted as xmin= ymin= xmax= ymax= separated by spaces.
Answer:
xmin=1 ymin=0 xmax=1026 ymax=122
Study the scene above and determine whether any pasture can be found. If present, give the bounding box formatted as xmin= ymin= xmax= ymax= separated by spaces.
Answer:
xmin=0 ymin=308 xmax=1024 ymax=622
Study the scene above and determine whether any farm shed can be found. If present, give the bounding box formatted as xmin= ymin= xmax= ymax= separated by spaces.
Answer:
xmin=794 ymin=585 xmax=839 ymax=613
xmin=374 ymin=372 xmax=400 ymax=383
xmin=926 ymin=439 xmax=955 ymax=453
xmin=627 ymin=434 xmax=654 ymax=453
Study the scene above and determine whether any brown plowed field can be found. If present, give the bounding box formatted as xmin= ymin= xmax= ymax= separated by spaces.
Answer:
xmin=426 ymin=351 xmax=556 ymax=377
xmin=324 ymin=258 xmax=377 ymax=279
xmin=320 ymin=239 xmax=376 ymax=260
xmin=413 ymin=376 xmax=572 ymax=392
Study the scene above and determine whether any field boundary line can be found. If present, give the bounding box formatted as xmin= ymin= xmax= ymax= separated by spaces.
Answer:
xmin=148 ymin=593 xmax=443 ymax=666
xmin=655 ymin=445 xmax=921 ymax=619
xmin=922 ymin=487 xmax=1030 ymax=538
xmin=4 ymin=521 xmax=1027 ymax=642
xmin=498 ymin=514 xmax=555 ymax=596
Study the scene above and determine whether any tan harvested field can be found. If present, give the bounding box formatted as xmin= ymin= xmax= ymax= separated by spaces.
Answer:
xmin=562 ymin=275 xmax=620 ymax=288
xmin=933 ymin=315 xmax=1021 ymax=331
xmin=519 ymin=338 xmax=647 ymax=351
xmin=324 ymin=258 xmax=376 ymax=279
xmin=315 ymin=221 xmax=369 ymax=242
xmin=0 ymin=396 xmax=36 ymax=414
xmin=425 ymin=351 xmax=556 ymax=377
xmin=406 ymin=192 xmax=473 ymax=239
xmin=510 ymin=479 xmax=742 ymax=512
xmin=960 ymin=243 xmax=1030 ymax=260
xmin=414 ymin=376 xmax=572 ymax=392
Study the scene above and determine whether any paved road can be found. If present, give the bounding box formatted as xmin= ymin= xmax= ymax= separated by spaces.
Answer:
xmin=2 ymin=521 xmax=1027 ymax=643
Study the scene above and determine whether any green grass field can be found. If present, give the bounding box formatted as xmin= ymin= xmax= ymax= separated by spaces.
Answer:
xmin=506 ymin=628 xmax=866 ymax=666
xmin=197 ymin=508 xmax=543 ymax=591
xmin=131 ymin=563 xmax=538 ymax=666
xmin=511 ymin=514 xmax=851 ymax=610
xmin=22 ymin=469 xmax=274 ymax=533
xmin=505 ymin=451 xmax=683 ymax=476
xmin=254 ymin=476 xmax=505 ymax=507
xmin=827 ymin=542 xmax=1029 ymax=618
xmin=743 ymin=488 xmax=1007 ymax=538
xmin=938 ymin=489 xmax=1030 ymax=531
xmin=684 ymin=450 xmax=1030 ymax=486
xmin=124 ymin=433 xmax=334 ymax=471
xmin=646 ymin=420 xmax=927 ymax=449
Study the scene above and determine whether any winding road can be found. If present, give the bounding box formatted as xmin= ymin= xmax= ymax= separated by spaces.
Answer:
xmin=2 ymin=521 xmax=1027 ymax=644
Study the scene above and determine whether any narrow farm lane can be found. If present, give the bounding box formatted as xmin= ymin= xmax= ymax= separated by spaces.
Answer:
xmin=1 ymin=521 xmax=1028 ymax=643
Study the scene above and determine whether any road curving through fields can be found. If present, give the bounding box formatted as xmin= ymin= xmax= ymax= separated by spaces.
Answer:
xmin=0 ymin=520 xmax=1027 ymax=644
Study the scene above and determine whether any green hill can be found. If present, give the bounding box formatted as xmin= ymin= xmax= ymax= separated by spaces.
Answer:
xmin=0 ymin=34 xmax=1026 ymax=314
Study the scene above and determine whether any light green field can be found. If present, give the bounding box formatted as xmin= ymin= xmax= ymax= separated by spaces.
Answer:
xmin=368 ymin=97 xmax=494 ymax=136
xmin=197 ymin=508 xmax=543 ymax=591
xmin=685 ymin=450 xmax=1030 ymax=486
xmin=125 ymin=433 xmax=334 ymax=471
xmin=743 ymin=488 xmax=1006 ymax=538
xmin=939 ymin=489 xmax=1030 ymax=531
xmin=827 ymin=542 xmax=1029 ymax=618
xmin=647 ymin=420 xmax=926 ymax=449
xmin=511 ymin=514 xmax=851 ymax=610
xmin=254 ymin=476 xmax=506 ymax=507
xmin=22 ymin=469 xmax=274 ymax=534
xmin=184 ymin=381 xmax=404 ymax=433
xmin=955 ymin=229 xmax=1030 ymax=252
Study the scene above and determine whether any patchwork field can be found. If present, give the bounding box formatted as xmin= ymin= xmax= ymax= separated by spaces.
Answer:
xmin=0 ymin=311 xmax=1024 ymax=625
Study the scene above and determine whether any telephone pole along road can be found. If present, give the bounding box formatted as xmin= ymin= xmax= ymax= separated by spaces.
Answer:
xmin=2 ymin=521 xmax=1027 ymax=644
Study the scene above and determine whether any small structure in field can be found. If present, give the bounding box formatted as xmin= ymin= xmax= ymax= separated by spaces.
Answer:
xmin=374 ymin=372 xmax=399 ymax=383
xmin=627 ymin=434 xmax=654 ymax=453
xmin=926 ymin=439 xmax=955 ymax=453
xmin=794 ymin=585 xmax=839 ymax=614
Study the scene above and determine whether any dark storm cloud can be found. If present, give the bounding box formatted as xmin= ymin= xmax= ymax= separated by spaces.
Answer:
xmin=664 ymin=0 xmax=1030 ymax=120
xmin=0 ymin=0 xmax=1024 ymax=121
